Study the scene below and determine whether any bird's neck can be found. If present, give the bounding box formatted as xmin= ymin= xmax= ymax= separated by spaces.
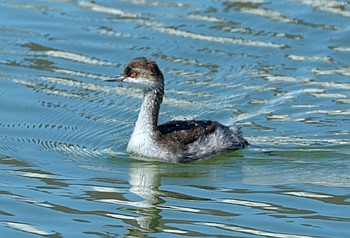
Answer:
xmin=134 ymin=83 xmax=164 ymax=134
xmin=126 ymin=84 xmax=164 ymax=156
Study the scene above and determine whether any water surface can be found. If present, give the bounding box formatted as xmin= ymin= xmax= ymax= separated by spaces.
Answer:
xmin=1 ymin=0 xmax=349 ymax=237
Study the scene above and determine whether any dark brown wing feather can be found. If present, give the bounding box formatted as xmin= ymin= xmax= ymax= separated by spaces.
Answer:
xmin=157 ymin=120 xmax=218 ymax=146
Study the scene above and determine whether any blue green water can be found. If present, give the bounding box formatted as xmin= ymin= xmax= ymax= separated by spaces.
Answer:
xmin=1 ymin=0 xmax=349 ymax=237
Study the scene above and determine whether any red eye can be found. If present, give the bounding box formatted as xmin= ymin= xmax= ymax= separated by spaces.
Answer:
xmin=129 ymin=72 xmax=138 ymax=78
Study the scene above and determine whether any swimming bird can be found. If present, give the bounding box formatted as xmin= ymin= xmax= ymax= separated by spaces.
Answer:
xmin=105 ymin=57 xmax=248 ymax=163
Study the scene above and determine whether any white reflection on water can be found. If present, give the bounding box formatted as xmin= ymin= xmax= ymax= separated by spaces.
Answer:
xmin=143 ymin=20 xmax=287 ymax=48
xmin=129 ymin=163 xmax=160 ymax=208
xmin=5 ymin=222 xmax=55 ymax=236
xmin=79 ymin=1 xmax=287 ymax=48
xmin=204 ymin=222 xmax=315 ymax=238
xmin=45 ymin=50 xmax=112 ymax=66
xmin=79 ymin=1 xmax=139 ymax=18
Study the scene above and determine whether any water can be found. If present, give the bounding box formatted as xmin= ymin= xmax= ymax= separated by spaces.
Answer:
xmin=1 ymin=0 xmax=349 ymax=237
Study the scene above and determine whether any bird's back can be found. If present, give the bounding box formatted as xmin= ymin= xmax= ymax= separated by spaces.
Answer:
xmin=156 ymin=120 xmax=247 ymax=163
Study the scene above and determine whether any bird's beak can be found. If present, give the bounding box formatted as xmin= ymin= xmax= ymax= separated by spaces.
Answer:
xmin=104 ymin=75 xmax=125 ymax=82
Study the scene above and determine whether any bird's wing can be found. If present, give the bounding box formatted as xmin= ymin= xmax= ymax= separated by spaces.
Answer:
xmin=157 ymin=120 xmax=218 ymax=146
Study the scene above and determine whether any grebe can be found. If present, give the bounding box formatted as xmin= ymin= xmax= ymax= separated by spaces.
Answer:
xmin=105 ymin=57 xmax=248 ymax=163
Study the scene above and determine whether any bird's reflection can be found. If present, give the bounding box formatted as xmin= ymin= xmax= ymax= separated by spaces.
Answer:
xmin=128 ymin=161 xmax=163 ymax=232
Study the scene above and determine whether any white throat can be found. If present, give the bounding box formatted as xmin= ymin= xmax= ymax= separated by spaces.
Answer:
xmin=126 ymin=84 xmax=163 ymax=157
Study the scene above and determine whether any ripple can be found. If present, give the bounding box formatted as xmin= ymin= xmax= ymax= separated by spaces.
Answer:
xmin=295 ymin=0 xmax=350 ymax=18
xmin=247 ymin=135 xmax=350 ymax=146
xmin=283 ymin=191 xmax=332 ymax=199
xmin=78 ymin=1 xmax=287 ymax=49
xmin=22 ymin=42 xmax=112 ymax=67
xmin=78 ymin=1 xmax=139 ymax=18
xmin=286 ymin=54 xmax=334 ymax=63
xmin=203 ymin=222 xmax=315 ymax=238
xmin=237 ymin=2 xmax=337 ymax=30
xmin=312 ymin=67 xmax=350 ymax=77
xmin=45 ymin=50 xmax=112 ymax=66
xmin=143 ymin=20 xmax=287 ymax=48
xmin=187 ymin=14 xmax=231 ymax=23
xmin=5 ymin=222 xmax=56 ymax=236
xmin=332 ymin=46 xmax=350 ymax=52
